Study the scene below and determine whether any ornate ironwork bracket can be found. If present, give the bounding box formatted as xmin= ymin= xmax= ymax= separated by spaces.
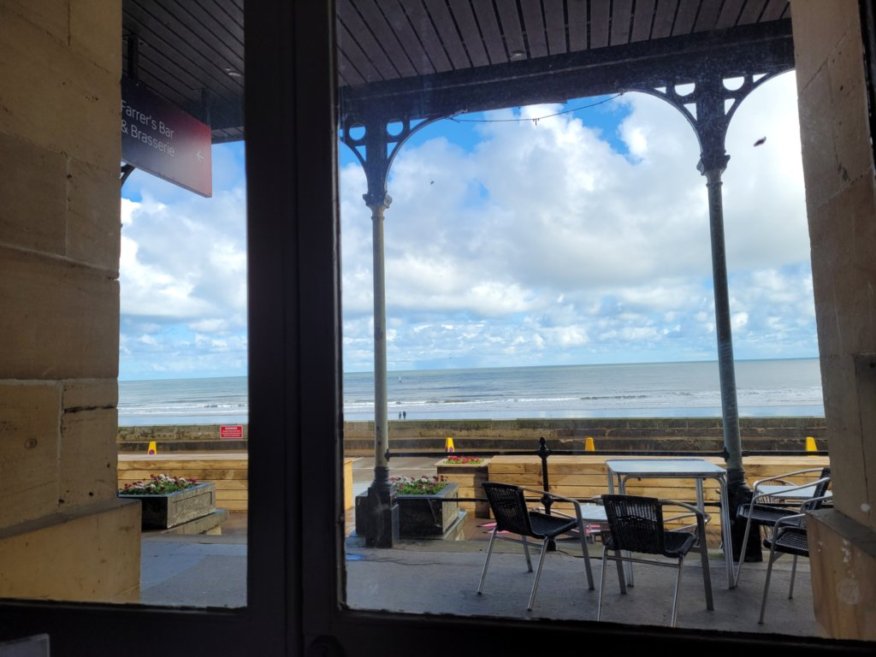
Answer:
xmin=627 ymin=70 xmax=787 ymax=499
xmin=120 ymin=163 xmax=135 ymax=187
xmin=630 ymin=71 xmax=784 ymax=175
xmin=340 ymin=113 xmax=448 ymax=209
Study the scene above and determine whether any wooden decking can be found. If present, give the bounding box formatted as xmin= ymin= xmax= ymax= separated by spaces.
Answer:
xmin=118 ymin=452 xmax=249 ymax=511
xmin=119 ymin=452 xmax=829 ymax=525
xmin=117 ymin=453 xmax=357 ymax=512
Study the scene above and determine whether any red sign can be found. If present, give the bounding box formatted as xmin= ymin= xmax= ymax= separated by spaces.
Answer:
xmin=220 ymin=424 xmax=243 ymax=439
xmin=121 ymin=78 xmax=213 ymax=197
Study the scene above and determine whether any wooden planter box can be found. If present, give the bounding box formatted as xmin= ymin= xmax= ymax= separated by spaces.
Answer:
xmin=396 ymin=482 xmax=460 ymax=539
xmin=436 ymin=458 xmax=491 ymax=518
xmin=119 ymin=482 xmax=216 ymax=529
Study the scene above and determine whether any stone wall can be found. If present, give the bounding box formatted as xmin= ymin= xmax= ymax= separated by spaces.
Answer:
xmin=792 ymin=0 xmax=876 ymax=640
xmin=0 ymin=1 xmax=140 ymax=602
xmin=116 ymin=417 xmax=828 ymax=454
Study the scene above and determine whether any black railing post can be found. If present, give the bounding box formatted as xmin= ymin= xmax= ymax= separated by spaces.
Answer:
xmin=537 ymin=437 xmax=552 ymax=513
xmin=537 ymin=437 xmax=558 ymax=551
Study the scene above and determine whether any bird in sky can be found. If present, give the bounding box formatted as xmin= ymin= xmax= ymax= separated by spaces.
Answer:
xmin=753 ymin=136 xmax=767 ymax=147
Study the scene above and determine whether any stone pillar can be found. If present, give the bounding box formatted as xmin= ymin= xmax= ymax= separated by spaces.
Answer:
xmin=0 ymin=1 xmax=140 ymax=601
xmin=791 ymin=0 xmax=876 ymax=640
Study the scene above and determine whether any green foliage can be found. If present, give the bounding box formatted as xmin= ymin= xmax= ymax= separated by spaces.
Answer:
xmin=391 ymin=476 xmax=448 ymax=495
xmin=120 ymin=474 xmax=199 ymax=495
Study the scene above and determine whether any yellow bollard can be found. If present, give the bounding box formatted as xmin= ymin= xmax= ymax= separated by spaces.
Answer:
xmin=584 ymin=436 xmax=596 ymax=452
xmin=445 ymin=437 xmax=455 ymax=453
xmin=147 ymin=440 xmax=158 ymax=455
xmin=805 ymin=436 xmax=818 ymax=452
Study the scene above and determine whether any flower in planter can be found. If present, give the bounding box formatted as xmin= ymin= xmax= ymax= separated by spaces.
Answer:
xmin=442 ymin=455 xmax=484 ymax=465
xmin=391 ymin=475 xmax=448 ymax=495
xmin=120 ymin=473 xmax=199 ymax=495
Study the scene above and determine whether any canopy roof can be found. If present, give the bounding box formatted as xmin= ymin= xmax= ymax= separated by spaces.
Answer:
xmin=122 ymin=0 xmax=793 ymax=140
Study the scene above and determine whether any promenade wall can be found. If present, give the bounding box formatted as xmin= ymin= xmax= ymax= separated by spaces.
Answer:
xmin=118 ymin=417 xmax=828 ymax=454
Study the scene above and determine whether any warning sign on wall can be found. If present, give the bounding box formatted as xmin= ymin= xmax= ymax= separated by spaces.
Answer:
xmin=219 ymin=424 xmax=244 ymax=439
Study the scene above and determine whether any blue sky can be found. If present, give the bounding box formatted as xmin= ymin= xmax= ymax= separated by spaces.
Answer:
xmin=119 ymin=71 xmax=816 ymax=380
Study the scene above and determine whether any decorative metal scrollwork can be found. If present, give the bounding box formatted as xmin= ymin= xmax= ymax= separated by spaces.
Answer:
xmin=629 ymin=71 xmax=784 ymax=174
xmin=340 ymin=114 xmax=448 ymax=208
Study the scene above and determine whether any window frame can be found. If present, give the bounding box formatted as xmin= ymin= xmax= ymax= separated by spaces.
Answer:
xmin=0 ymin=2 xmax=872 ymax=656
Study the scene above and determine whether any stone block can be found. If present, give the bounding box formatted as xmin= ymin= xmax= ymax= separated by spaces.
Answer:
xmin=0 ymin=5 xmax=120 ymax=171
xmin=827 ymin=33 xmax=874 ymax=188
xmin=60 ymin=407 xmax=118 ymax=508
xmin=70 ymin=0 xmax=122 ymax=75
xmin=808 ymin=508 xmax=876 ymax=640
xmin=791 ymin=0 xmax=857 ymax=88
xmin=0 ymin=131 xmax=67 ymax=255
xmin=852 ymin=354 xmax=876 ymax=527
xmin=3 ymin=0 xmax=68 ymax=45
xmin=63 ymin=378 xmax=118 ymax=410
xmin=0 ymin=498 xmax=140 ymax=603
xmin=0 ymin=246 xmax=119 ymax=379
xmin=798 ymin=66 xmax=840 ymax=211
xmin=0 ymin=382 xmax=61 ymax=529
xmin=66 ymin=156 xmax=121 ymax=271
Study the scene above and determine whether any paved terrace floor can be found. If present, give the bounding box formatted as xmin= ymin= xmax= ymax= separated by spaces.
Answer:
xmin=138 ymin=457 xmax=827 ymax=639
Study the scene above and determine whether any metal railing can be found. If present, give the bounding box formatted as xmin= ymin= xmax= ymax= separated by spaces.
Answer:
xmin=381 ymin=436 xmax=829 ymax=511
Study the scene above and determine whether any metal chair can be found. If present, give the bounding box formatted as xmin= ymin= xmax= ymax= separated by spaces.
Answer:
xmin=477 ymin=482 xmax=595 ymax=611
xmin=597 ymin=494 xmax=713 ymax=628
xmin=734 ymin=467 xmax=830 ymax=587
xmin=758 ymin=513 xmax=812 ymax=624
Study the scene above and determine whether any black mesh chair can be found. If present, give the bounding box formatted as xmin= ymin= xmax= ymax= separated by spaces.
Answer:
xmin=734 ymin=467 xmax=830 ymax=587
xmin=758 ymin=513 xmax=813 ymax=624
xmin=478 ymin=482 xmax=595 ymax=611
xmin=597 ymin=494 xmax=713 ymax=627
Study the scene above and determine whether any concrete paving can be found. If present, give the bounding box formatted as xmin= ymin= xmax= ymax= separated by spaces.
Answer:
xmin=136 ymin=456 xmax=828 ymax=638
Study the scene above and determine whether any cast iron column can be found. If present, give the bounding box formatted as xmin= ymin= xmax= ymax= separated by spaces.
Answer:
xmin=365 ymin=192 xmax=394 ymax=547
xmin=695 ymin=76 xmax=744 ymax=491
xmin=341 ymin=113 xmax=445 ymax=547
xmin=637 ymin=71 xmax=783 ymax=561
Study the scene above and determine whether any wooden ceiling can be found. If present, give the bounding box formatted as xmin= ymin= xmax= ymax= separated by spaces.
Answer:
xmin=122 ymin=0 xmax=792 ymax=141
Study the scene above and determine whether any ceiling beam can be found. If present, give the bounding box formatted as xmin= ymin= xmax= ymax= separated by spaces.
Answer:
xmin=340 ymin=21 xmax=794 ymax=123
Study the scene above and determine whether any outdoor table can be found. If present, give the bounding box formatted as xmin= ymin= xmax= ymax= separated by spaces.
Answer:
xmin=605 ymin=458 xmax=734 ymax=589
xmin=757 ymin=484 xmax=833 ymax=501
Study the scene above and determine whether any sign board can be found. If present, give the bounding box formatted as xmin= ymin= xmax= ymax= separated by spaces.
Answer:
xmin=121 ymin=78 xmax=212 ymax=197
xmin=220 ymin=424 xmax=244 ymax=439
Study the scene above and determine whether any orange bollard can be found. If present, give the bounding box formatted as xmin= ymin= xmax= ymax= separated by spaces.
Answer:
xmin=584 ymin=436 xmax=596 ymax=452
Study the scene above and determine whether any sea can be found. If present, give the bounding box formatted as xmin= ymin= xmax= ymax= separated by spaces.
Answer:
xmin=117 ymin=358 xmax=824 ymax=426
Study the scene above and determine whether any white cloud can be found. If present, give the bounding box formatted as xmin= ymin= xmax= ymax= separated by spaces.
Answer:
xmin=339 ymin=71 xmax=817 ymax=371
xmin=119 ymin=144 xmax=248 ymax=379
xmin=120 ymin=74 xmax=817 ymax=378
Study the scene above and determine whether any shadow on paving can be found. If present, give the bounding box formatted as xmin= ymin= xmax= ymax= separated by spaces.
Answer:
xmin=344 ymin=513 xmax=825 ymax=638
xmin=136 ymin=505 xmax=824 ymax=640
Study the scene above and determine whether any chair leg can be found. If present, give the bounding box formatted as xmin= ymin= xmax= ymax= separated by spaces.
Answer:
xmin=758 ymin=543 xmax=782 ymax=624
xmin=597 ymin=545 xmax=609 ymax=621
xmin=476 ymin=527 xmax=498 ymax=595
xmin=789 ymin=554 xmax=798 ymax=599
xmin=527 ymin=538 xmax=550 ymax=611
xmin=521 ymin=535 xmax=533 ymax=572
xmin=614 ymin=549 xmax=627 ymax=594
xmin=576 ymin=520 xmax=595 ymax=591
xmin=670 ymin=557 xmax=684 ymax=628
xmin=733 ymin=513 xmax=755 ymax=587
